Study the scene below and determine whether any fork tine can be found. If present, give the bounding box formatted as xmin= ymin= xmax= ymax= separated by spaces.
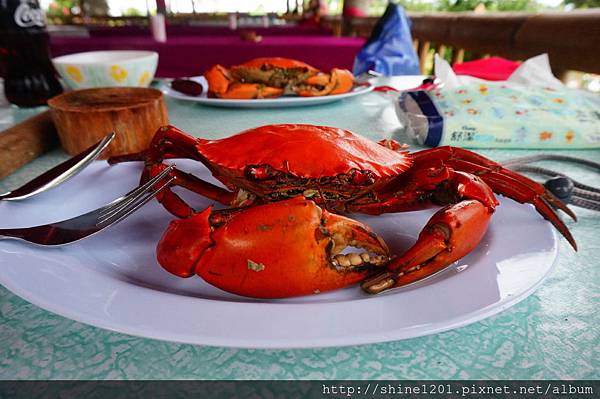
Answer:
xmin=97 ymin=165 xmax=174 ymax=222
xmin=96 ymin=176 xmax=175 ymax=228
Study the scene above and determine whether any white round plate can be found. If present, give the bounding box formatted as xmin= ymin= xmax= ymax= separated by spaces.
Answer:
xmin=0 ymin=161 xmax=558 ymax=348
xmin=161 ymin=76 xmax=374 ymax=108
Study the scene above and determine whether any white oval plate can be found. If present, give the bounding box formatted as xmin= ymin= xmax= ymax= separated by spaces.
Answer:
xmin=0 ymin=161 xmax=558 ymax=348
xmin=161 ymin=76 xmax=374 ymax=108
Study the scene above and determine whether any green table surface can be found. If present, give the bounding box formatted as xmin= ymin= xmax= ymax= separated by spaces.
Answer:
xmin=0 ymin=78 xmax=598 ymax=380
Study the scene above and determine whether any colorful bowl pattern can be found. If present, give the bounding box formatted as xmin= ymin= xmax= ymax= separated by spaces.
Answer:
xmin=53 ymin=51 xmax=158 ymax=89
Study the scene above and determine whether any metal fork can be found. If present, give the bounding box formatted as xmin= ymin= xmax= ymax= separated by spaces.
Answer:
xmin=0 ymin=166 xmax=175 ymax=246
xmin=0 ymin=132 xmax=115 ymax=201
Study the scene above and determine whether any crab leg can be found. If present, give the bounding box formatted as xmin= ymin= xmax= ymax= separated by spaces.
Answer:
xmin=348 ymin=164 xmax=500 ymax=212
xmin=109 ymin=125 xmax=203 ymax=162
xmin=354 ymin=170 xmax=499 ymax=294
xmin=351 ymin=147 xmax=575 ymax=249
xmin=139 ymin=163 xmax=234 ymax=218
xmin=412 ymin=147 xmax=577 ymax=250
xmin=109 ymin=126 xmax=236 ymax=218
xmin=216 ymin=83 xmax=284 ymax=99
xmin=353 ymin=158 xmax=575 ymax=293
xmin=362 ymin=199 xmax=491 ymax=294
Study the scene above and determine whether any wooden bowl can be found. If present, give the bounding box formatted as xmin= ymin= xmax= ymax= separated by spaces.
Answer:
xmin=48 ymin=87 xmax=168 ymax=158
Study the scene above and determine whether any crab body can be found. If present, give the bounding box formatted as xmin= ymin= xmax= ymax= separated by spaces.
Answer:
xmin=195 ymin=124 xmax=412 ymax=209
xmin=109 ymin=124 xmax=576 ymax=298
xmin=204 ymin=57 xmax=354 ymax=99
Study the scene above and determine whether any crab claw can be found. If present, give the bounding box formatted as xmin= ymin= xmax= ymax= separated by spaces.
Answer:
xmin=157 ymin=206 xmax=214 ymax=278
xmin=321 ymin=206 xmax=391 ymax=275
xmin=201 ymin=197 xmax=389 ymax=298
xmin=158 ymin=197 xmax=389 ymax=298
xmin=204 ymin=64 xmax=232 ymax=97
xmin=296 ymin=68 xmax=354 ymax=96
xmin=362 ymin=199 xmax=491 ymax=294
xmin=217 ymin=83 xmax=284 ymax=99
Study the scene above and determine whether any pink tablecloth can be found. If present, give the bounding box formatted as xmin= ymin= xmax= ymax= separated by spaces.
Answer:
xmin=87 ymin=25 xmax=333 ymax=37
xmin=50 ymin=36 xmax=365 ymax=77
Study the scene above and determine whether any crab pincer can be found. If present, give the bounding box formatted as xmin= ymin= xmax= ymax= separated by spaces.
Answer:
xmin=156 ymin=197 xmax=390 ymax=298
xmin=361 ymin=200 xmax=492 ymax=294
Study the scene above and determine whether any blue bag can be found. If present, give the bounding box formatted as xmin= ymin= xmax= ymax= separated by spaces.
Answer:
xmin=353 ymin=4 xmax=420 ymax=76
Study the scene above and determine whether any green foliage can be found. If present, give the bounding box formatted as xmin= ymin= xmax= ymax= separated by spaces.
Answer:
xmin=434 ymin=0 xmax=539 ymax=11
xmin=436 ymin=0 xmax=488 ymax=11
xmin=123 ymin=7 xmax=143 ymax=17
xmin=563 ymin=0 xmax=600 ymax=7
xmin=324 ymin=0 xmax=596 ymax=14
xmin=327 ymin=0 xmax=540 ymax=13
xmin=46 ymin=0 xmax=78 ymax=17
xmin=495 ymin=0 xmax=538 ymax=11
xmin=393 ymin=0 xmax=436 ymax=11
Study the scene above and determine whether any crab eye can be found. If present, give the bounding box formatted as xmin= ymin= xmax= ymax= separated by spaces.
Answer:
xmin=245 ymin=165 xmax=275 ymax=180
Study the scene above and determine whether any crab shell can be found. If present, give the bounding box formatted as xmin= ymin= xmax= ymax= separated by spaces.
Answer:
xmin=232 ymin=57 xmax=318 ymax=70
xmin=230 ymin=57 xmax=318 ymax=87
xmin=195 ymin=124 xmax=413 ymax=202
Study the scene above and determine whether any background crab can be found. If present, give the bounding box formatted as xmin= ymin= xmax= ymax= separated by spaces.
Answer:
xmin=204 ymin=57 xmax=354 ymax=99
xmin=109 ymin=124 xmax=575 ymax=298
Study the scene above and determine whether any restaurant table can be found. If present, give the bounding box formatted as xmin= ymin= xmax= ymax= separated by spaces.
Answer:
xmin=0 ymin=77 xmax=598 ymax=379
xmin=50 ymin=35 xmax=366 ymax=78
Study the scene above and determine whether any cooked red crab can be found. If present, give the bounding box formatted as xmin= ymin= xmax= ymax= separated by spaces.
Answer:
xmin=109 ymin=124 xmax=576 ymax=298
xmin=204 ymin=57 xmax=354 ymax=99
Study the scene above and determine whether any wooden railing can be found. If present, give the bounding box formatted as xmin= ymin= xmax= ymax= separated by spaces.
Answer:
xmin=48 ymin=13 xmax=278 ymax=27
xmin=325 ymin=10 xmax=600 ymax=77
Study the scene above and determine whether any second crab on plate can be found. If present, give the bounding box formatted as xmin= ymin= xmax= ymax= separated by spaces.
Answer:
xmin=204 ymin=57 xmax=355 ymax=99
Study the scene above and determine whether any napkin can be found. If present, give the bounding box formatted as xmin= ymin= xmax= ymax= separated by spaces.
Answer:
xmin=435 ymin=53 xmax=565 ymax=90
xmin=352 ymin=3 xmax=419 ymax=76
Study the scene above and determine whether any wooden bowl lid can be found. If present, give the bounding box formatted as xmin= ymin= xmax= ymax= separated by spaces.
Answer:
xmin=48 ymin=87 xmax=168 ymax=158
xmin=48 ymin=87 xmax=164 ymax=113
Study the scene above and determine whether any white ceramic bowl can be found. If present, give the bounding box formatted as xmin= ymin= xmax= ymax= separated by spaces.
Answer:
xmin=53 ymin=50 xmax=158 ymax=89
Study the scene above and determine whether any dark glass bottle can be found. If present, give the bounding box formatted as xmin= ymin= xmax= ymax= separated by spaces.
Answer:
xmin=0 ymin=0 xmax=63 ymax=107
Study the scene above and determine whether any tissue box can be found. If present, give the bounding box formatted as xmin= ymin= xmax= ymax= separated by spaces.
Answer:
xmin=397 ymin=54 xmax=600 ymax=149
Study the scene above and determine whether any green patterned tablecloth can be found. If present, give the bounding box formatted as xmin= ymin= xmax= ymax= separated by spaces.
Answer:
xmin=0 ymin=81 xmax=598 ymax=379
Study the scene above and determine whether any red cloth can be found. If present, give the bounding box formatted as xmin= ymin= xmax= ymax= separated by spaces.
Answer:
xmin=343 ymin=7 xmax=367 ymax=17
xmin=452 ymin=57 xmax=520 ymax=81
xmin=50 ymin=35 xmax=365 ymax=78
